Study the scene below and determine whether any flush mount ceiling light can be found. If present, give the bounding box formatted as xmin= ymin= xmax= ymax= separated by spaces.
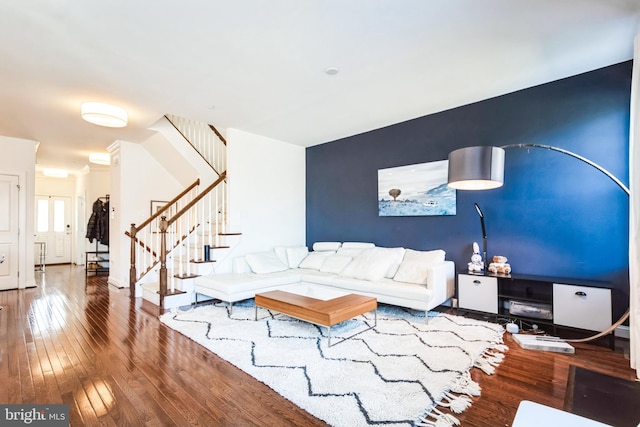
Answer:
xmin=89 ymin=152 xmax=111 ymax=165
xmin=42 ymin=168 xmax=68 ymax=178
xmin=324 ymin=66 xmax=339 ymax=76
xmin=81 ymin=102 xmax=128 ymax=127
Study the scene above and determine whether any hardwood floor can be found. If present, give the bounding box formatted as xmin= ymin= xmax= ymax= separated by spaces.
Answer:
xmin=0 ymin=265 xmax=636 ymax=426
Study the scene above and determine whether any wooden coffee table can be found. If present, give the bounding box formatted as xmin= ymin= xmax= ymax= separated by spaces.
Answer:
xmin=254 ymin=290 xmax=377 ymax=346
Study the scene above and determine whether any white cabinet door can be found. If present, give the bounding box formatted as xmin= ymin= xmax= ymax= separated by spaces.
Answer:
xmin=458 ymin=274 xmax=498 ymax=314
xmin=553 ymin=284 xmax=612 ymax=331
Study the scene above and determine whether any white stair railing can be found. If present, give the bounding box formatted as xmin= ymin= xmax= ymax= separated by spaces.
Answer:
xmin=165 ymin=114 xmax=227 ymax=176
xmin=128 ymin=114 xmax=232 ymax=306
xmin=127 ymin=173 xmax=229 ymax=303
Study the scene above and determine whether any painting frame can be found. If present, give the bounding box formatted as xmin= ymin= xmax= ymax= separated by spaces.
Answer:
xmin=150 ymin=200 xmax=168 ymax=216
xmin=378 ymin=160 xmax=456 ymax=217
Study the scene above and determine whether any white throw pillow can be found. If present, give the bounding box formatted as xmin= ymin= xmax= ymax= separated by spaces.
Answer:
xmin=298 ymin=251 xmax=336 ymax=270
xmin=245 ymin=252 xmax=289 ymax=274
xmin=384 ymin=247 xmax=406 ymax=278
xmin=286 ymin=246 xmax=309 ymax=268
xmin=341 ymin=242 xmax=375 ymax=249
xmin=319 ymin=255 xmax=353 ymax=274
xmin=312 ymin=242 xmax=342 ymax=251
xmin=340 ymin=247 xmax=405 ymax=282
xmin=405 ymin=248 xmax=445 ymax=264
xmin=273 ymin=246 xmax=290 ymax=266
xmin=393 ymin=249 xmax=446 ymax=284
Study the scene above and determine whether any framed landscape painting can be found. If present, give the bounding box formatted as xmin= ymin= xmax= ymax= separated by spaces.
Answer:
xmin=378 ymin=160 xmax=456 ymax=216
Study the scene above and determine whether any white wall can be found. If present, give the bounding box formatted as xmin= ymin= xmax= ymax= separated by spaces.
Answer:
xmin=0 ymin=135 xmax=37 ymax=288
xmin=216 ymin=128 xmax=306 ymax=273
xmin=146 ymin=117 xmax=217 ymax=186
xmin=108 ymin=139 xmax=183 ymax=289
xmin=35 ymin=174 xmax=76 ymax=195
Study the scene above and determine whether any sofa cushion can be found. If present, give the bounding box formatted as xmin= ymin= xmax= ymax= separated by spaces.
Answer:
xmin=340 ymin=247 xmax=405 ymax=282
xmin=312 ymin=242 xmax=342 ymax=251
xmin=329 ymin=276 xmax=430 ymax=301
xmin=319 ymin=255 xmax=352 ymax=274
xmin=286 ymin=246 xmax=309 ymax=268
xmin=341 ymin=242 xmax=375 ymax=249
xmin=195 ymin=270 xmax=301 ymax=294
xmin=273 ymin=246 xmax=289 ymax=266
xmin=383 ymin=247 xmax=406 ymax=278
xmin=245 ymin=252 xmax=289 ymax=274
xmin=273 ymin=246 xmax=310 ymax=268
xmin=393 ymin=249 xmax=446 ymax=284
xmin=298 ymin=250 xmax=336 ymax=270
xmin=337 ymin=247 xmax=367 ymax=258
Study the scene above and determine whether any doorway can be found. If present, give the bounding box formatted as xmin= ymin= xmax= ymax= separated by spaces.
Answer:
xmin=35 ymin=195 xmax=72 ymax=265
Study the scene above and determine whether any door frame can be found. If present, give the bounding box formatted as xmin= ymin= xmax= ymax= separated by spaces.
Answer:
xmin=35 ymin=195 xmax=73 ymax=265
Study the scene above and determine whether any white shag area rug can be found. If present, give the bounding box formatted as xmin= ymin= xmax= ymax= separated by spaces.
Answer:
xmin=160 ymin=300 xmax=507 ymax=427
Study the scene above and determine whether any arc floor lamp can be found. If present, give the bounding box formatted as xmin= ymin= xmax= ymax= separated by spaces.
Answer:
xmin=447 ymin=143 xmax=630 ymax=343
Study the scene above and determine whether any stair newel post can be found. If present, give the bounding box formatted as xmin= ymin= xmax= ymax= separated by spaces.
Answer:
xmin=129 ymin=223 xmax=138 ymax=297
xmin=159 ymin=215 xmax=169 ymax=309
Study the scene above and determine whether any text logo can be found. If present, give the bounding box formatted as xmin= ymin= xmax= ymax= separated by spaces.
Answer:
xmin=1 ymin=405 xmax=69 ymax=426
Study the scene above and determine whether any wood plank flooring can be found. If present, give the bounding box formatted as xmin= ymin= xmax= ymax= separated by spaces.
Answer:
xmin=0 ymin=265 xmax=636 ymax=426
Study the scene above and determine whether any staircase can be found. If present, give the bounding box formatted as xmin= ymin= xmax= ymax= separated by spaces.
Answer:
xmin=126 ymin=115 xmax=240 ymax=310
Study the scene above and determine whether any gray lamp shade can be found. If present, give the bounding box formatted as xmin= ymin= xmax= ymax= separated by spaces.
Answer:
xmin=447 ymin=146 xmax=505 ymax=190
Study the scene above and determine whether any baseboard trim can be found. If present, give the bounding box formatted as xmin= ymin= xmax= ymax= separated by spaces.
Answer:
xmin=108 ymin=276 xmax=126 ymax=289
xmin=615 ymin=325 xmax=630 ymax=339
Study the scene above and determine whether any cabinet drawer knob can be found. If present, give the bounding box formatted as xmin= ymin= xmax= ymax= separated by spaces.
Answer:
xmin=575 ymin=291 xmax=587 ymax=297
xmin=473 ymin=280 xmax=481 ymax=285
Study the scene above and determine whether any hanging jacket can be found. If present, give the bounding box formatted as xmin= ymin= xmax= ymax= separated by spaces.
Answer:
xmin=86 ymin=199 xmax=105 ymax=244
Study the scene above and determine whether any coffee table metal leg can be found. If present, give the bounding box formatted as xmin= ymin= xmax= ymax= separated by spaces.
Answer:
xmin=327 ymin=308 xmax=377 ymax=347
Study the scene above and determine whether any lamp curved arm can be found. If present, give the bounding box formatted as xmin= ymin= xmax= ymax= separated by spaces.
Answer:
xmin=501 ymin=143 xmax=630 ymax=344
xmin=501 ymin=143 xmax=630 ymax=196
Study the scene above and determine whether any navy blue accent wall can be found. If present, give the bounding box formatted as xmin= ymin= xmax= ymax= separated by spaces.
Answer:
xmin=306 ymin=61 xmax=631 ymax=319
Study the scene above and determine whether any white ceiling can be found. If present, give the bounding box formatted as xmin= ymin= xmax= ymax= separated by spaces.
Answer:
xmin=1 ymin=1 xmax=639 ymax=174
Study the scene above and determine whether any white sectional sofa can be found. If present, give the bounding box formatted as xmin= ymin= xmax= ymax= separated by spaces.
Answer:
xmin=193 ymin=242 xmax=455 ymax=317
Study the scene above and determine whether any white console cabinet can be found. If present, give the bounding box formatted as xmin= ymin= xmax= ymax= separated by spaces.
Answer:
xmin=553 ymin=284 xmax=612 ymax=332
xmin=457 ymin=272 xmax=613 ymax=337
xmin=457 ymin=274 xmax=498 ymax=314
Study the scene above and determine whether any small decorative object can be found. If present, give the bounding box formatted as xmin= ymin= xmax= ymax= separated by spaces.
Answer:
xmin=506 ymin=323 xmax=519 ymax=334
xmin=467 ymin=242 xmax=484 ymax=272
xmin=489 ymin=255 xmax=511 ymax=275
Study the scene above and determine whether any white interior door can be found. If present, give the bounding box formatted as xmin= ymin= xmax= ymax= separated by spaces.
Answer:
xmin=0 ymin=175 xmax=19 ymax=290
xmin=35 ymin=196 xmax=72 ymax=265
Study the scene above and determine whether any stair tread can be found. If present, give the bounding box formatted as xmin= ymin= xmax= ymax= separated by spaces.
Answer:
xmin=163 ymin=289 xmax=187 ymax=296
xmin=174 ymin=273 xmax=199 ymax=279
